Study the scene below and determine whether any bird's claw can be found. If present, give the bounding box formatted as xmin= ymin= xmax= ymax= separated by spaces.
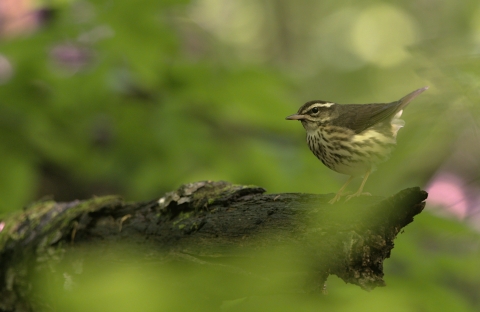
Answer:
xmin=329 ymin=191 xmax=371 ymax=204
xmin=345 ymin=192 xmax=371 ymax=202
xmin=328 ymin=194 xmax=342 ymax=204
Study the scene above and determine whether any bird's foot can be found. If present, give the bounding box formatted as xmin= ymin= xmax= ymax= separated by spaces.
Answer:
xmin=345 ymin=192 xmax=371 ymax=202
xmin=328 ymin=193 xmax=343 ymax=204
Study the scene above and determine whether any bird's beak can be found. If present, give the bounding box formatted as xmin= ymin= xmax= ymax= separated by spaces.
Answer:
xmin=285 ymin=114 xmax=306 ymax=120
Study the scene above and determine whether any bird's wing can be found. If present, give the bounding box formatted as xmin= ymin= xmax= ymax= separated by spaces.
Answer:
xmin=332 ymin=87 xmax=428 ymax=134
xmin=331 ymin=103 xmax=397 ymax=134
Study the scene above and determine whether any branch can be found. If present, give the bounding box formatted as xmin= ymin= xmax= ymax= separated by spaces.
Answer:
xmin=0 ymin=181 xmax=427 ymax=310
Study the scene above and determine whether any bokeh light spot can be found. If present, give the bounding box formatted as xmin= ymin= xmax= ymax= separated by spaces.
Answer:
xmin=350 ymin=4 xmax=419 ymax=67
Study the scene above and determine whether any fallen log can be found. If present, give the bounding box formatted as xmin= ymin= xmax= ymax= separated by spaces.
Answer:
xmin=0 ymin=181 xmax=427 ymax=311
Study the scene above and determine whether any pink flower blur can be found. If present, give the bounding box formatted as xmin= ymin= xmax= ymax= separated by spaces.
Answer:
xmin=427 ymin=173 xmax=468 ymax=219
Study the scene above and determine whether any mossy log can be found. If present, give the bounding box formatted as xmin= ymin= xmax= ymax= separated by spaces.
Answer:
xmin=0 ymin=181 xmax=427 ymax=311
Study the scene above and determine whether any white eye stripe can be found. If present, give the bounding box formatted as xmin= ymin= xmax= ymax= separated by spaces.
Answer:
xmin=310 ymin=102 xmax=334 ymax=109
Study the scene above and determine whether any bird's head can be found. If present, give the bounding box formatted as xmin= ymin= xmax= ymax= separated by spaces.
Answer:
xmin=285 ymin=101 xmax=338 ymax=132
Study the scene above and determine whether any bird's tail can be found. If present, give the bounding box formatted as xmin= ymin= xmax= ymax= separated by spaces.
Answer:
xmin=397 ymin=86 xmax=429 ymax=110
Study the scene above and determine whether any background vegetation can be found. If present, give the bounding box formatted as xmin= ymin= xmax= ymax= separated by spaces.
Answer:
xmin=1 ymin=0 xmax=480 ymax=311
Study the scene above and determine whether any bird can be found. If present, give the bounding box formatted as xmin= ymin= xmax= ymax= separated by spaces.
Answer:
xmin=286 ymin=87 xmax=428 ymax=204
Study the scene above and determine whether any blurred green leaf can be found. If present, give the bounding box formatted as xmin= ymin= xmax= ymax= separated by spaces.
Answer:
xmin=1 ymin=0 xmax=480 ymax=310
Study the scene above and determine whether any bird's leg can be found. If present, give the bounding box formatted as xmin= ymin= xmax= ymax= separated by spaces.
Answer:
xmin=329 ymin=176 xmax=354 ymax=204
xmin=345 ymin=169 xmax=372 ymax=201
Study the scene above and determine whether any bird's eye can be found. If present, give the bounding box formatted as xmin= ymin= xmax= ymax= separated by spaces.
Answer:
xmin=310 ymin=107 xmax=319 ymax=114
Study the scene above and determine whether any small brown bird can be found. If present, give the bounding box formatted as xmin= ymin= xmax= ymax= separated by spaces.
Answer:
xmin=286 ymin=87 xmax=428 ymax=204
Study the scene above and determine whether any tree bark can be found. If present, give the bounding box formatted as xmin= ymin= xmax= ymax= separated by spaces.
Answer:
xmin=0 ymin=181 xmax=427 ymax=311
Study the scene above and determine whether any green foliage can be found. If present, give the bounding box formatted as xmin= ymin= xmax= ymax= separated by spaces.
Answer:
xmin=0 ymin=0 xmax=296 ymax=210
xmin=2 ymin=0 xmax=480 ymax=310
xmin=33 ymin=219 xmax=480 ymax=312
